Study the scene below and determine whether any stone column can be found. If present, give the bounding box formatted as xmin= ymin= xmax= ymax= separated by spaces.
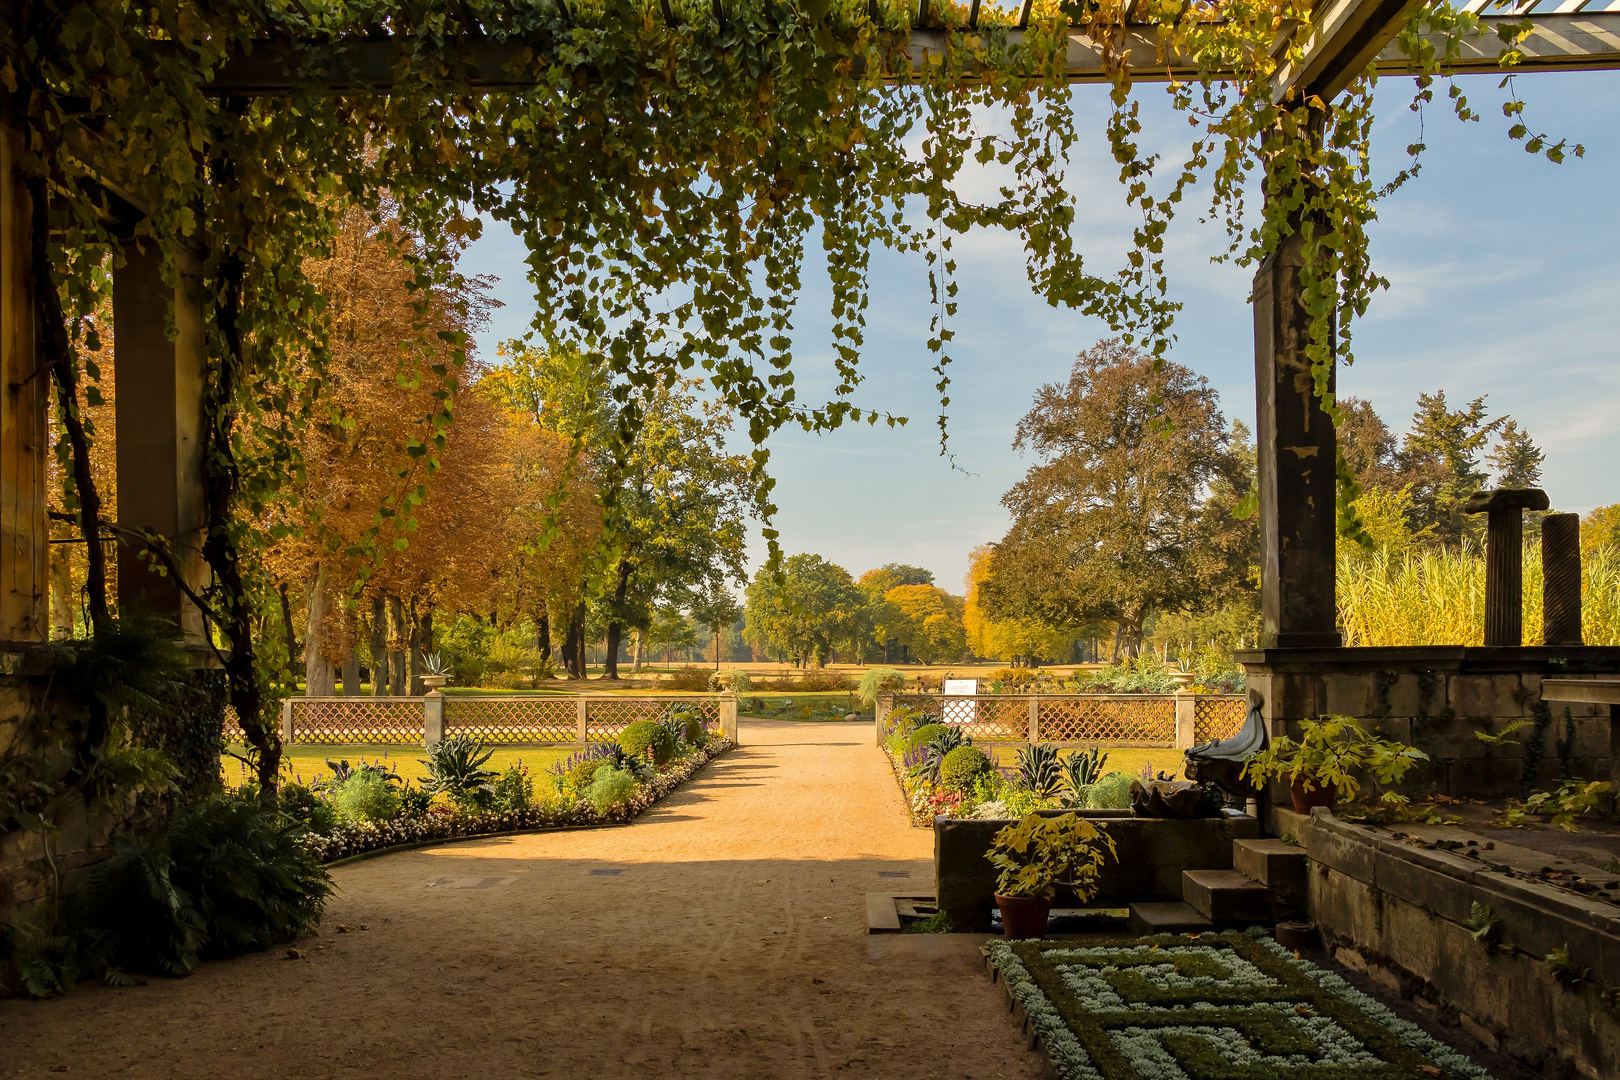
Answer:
xmin=1542 ymin=512 xmax=1582 ymax=647
xmin=280 ymin=698 xmax=295 ymax=744
xmin=113 ymin=238 xmax=209 ymax=642
xmin=1175 ymin=693 xmax=1196 ymax=750
xmin=423 ymin=690 xmax=444 ymax=746
xmin=1464 ymin=488 xmax=1549 ymax=647
xmin=1 ymin=123 xmax=49 ymax=643
xmin=721 ymin=694 xmax=739 ymax=744
xmin=575 ymin=696 xmax=588 ymax=743
xmin=1253 ymin=227 xmax=1341 ymax=649
xmin=1027 ymin=696 xmax=1040 ymax=744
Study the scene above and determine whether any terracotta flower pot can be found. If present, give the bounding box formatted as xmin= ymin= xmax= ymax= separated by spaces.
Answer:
xmin=995 ymin=893 xmax=1053 ymax=940
xmin=1289 ymin=778 xmax=1336 ymax=815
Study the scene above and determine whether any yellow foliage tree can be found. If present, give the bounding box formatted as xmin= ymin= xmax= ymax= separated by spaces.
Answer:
xmin=961 ymin=546 xmax=1075 ymax=665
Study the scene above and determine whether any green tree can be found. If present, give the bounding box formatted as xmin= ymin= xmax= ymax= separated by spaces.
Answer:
xmin=744 ymin=555 xmax=866 ymax=666
xmin=690 ymin=585 xmax=743 ymax=671
xmin=1488 ymin=420 xmax=1546 ymax=490
xmin=883 ymin=584 xmax=967 ymax=665
xmin=979 ymin=340 xmax=1246 ymax=659
xmin=1399 ymin=391 xmax=1506 ymax=547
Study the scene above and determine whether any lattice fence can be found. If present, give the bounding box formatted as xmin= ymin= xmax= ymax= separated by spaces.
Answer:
xmin=1194 ymin=695 xmax=1248 ymax=744
xmin=444 ymin=697 xmax=577 ymax=743
xmin=289 ymin=698 xmax=426 ymax=744
xmin=1039 ymin=696 xmax=1175 ymax=746
xmin=892 ymin=694 xmax=1028 ymax=741
xmin=585 ymin=696 xmax=720 ymax=741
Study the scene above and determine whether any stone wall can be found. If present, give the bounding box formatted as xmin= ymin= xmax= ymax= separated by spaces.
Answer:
xmin=0 ymin=643 xmax=225 ymax=933
xmin=1238 ymin=646 xmax=1620 ymax=799
xmin=1279 ymin=806 xmax=1620 ymax=1080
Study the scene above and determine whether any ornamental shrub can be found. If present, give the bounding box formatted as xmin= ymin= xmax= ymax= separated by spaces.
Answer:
xmin=857 ymin=666 xmax=907 ymax=706
xmin=1076 ymin=771 xmax=1136 ymax=809
xmin=620 ymin=720 xmax=676 ymax=766
xmin=585 ymin=766 xmax=638 ymax=812
xmin=940 ymin=746 xmax=993 ymax=793
xmin=490 ymin=764 xmax=533 ymax=812
xmin=277 ymin=782 xmax=340 ymax=835
xmin=709 ymin=669 xmax=752 ymax=693
xmin=906 ymin=723 xmax=948 ymax=752
xmin=332 ymin=771 xmax=401 ymax=823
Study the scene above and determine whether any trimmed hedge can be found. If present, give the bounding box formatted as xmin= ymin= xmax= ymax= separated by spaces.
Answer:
xmin=906 ymin=723 xmax=949 ymax=752
xmin=620 ymin=720 xmax=676 ymax=765
xmin=939 ymin=746 xmax=993 ymax=793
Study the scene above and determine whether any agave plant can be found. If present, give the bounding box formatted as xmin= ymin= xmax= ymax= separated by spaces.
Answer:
xmin=1061 ymin=746 xmax=1109 ymax=804
xmin=420 ymin=650 xmax=448 ymax=676
xmin=419 ymin=735 xmax=498 ymax=808
xmin=1016 ymin=742 xmax=1065 ymax=800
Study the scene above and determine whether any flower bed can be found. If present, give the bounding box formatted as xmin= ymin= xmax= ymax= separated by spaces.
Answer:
xmin=986 ymin=929 xmax=1496 ymax=1080
xmin=304 ymin=739 xmax=732 ymax=863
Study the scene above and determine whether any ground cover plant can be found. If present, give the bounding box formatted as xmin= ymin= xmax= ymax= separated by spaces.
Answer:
xmin=988 ymin=930 xmax=1496 ymax=1080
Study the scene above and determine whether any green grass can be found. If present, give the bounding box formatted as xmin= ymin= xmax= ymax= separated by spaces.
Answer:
xmin=223 ymin=743 xmax=576 ymax=789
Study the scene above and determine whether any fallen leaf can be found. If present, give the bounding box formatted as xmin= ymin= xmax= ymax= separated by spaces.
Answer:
xmin=1417 ymin=1067 xmax=1444 ymax=1078
xmin=337 ymin=925 xmax=353 ymax=933
xmin=1294 ymin=1005 xmax=1313 ymax=1016
xmin=286 ymin=948 xmax=304 ymax=960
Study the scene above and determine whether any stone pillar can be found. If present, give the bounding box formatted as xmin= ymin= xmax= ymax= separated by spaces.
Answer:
xmin=721 ymin=694 xmax=739 ymax=744
xmin=113 ymin=238 xmax=209 ymax=642
xmin=1543 ymin=512 xmax=1582 ymax=647
xmin=1464 ymin=488 xmax=1549 ymax=647
xmin=1027 ymin=696 xmax=1040 ymax=744
xmin=575 ymin=696 xmax=588 ymax=743
xmin=1253 ymin=228 xmax=1341 ymax=649
xmin=1175 ymin=693 xmax=1196 ymax=750
xmin=280 ymin=698 xmax=295 ymax=744
xmin=1 ymin=123 xmax=49 ymax=643
xmin=423 ymin=690 xmax=444 ymax=746
xmin=875 ymin=692 xmax=892 ymax=745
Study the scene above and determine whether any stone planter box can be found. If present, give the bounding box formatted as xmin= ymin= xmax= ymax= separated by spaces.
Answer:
xmin=934 ymin=808 xmax=1260 ymax=931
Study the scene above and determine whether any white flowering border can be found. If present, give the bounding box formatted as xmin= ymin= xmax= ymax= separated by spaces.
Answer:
xmin=985 ymin=930 xmax=1498 ymax=1080
xmin=305 ymin=739 xmax=734 ymax=864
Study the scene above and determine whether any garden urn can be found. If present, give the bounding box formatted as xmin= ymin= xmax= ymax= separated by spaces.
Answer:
xmin=421 ymin=674 xmax=450 ymax=690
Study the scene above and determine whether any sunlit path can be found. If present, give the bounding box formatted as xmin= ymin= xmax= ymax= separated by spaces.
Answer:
xmin=1 ymin=720 xmax=1045 ymax=1080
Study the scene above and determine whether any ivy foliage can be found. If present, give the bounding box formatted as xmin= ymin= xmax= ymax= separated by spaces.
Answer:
xmin=3 ymin=0 xmax=1573 ymax=790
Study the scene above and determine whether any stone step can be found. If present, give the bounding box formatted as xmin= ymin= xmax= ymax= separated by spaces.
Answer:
xmin=1182 ymin=869 xmax=1281 ymax=924
xmin=1233 ymin=838 xmax=1308 ymax=891
xmin=1128 ymin=901 xmax=1214 ymax=937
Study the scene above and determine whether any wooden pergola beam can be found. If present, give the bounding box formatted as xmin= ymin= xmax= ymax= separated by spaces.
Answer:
xmin=198 ymin=13 xmax=1620 ymax=94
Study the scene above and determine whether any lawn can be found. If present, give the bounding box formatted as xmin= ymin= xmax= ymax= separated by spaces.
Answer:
xmin=223 ymin=742 xmax=576 ymax=790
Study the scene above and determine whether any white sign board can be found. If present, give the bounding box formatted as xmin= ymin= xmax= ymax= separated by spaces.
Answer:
xmin=942 ymin=679 xmax=977 ymax=723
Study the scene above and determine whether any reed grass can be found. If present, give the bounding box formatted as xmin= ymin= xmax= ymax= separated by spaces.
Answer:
xmin=1337 ymin=543 xmax=1620 ymax=647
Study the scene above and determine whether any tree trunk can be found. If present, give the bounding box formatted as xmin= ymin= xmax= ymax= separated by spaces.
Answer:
xmin=537 ymin=610 xmax=552 ymax=680
xmin=564 ymin=602 xmax=586 ymax=679
xmin=369 ymin=596 xmax=386 ymax=695
xmin=304 ymin=564 xmax=335 ymax=696
xmin=603 ymin=558 xmax=632 ymax=680
xmin=388 ymin=594 xmax=407 ymax=694
xmin=50 ymin=541 xmax=74 ymax=640
xmin=341 ymin=642 xmax=360 ymax=697
xmin=278 ymin=582 xmax=299 ymax=681
xmin=631 ymin=628 xmax=643 ymax=673
xmin=408 ymin=597 xmax=422 ymax=695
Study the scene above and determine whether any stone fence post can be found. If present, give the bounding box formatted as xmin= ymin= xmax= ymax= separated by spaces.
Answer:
xmin=875 ymin=692 xmax=893 ymax=745
xmin=721 ymin=694 xmax=739 ymax=744
xmin=1027 ymin=697 xmax=1040 ymax=743
xmin=1174 ymin=693 xmax=1196 ymax=750
xmin=280 ymin=698 xmax=294 ymax=744
xmin=424 ymin=691 xmax=444 ymax=746
xmin=575 ymin=697 xmax=588 ymax=743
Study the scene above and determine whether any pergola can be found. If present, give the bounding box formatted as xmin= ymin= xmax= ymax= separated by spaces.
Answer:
xmin=3 ymin=0 xmax=1618 ymax=653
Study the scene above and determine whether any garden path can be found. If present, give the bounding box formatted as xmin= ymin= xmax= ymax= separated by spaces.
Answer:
xmin=1 ymin=720 xmax=1050 ymax=1080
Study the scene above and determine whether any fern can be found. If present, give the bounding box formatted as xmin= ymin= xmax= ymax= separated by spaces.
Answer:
xmin=1546 ymin=943 xmax=1590 ymax=986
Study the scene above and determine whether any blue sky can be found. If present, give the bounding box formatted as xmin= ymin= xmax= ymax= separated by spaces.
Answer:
xmin=463 ymin=70 xmax=1620 ymax=595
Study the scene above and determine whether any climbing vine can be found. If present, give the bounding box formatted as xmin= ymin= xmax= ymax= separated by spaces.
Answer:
xmin=2 ymin=0 xmax=1578 ymax=796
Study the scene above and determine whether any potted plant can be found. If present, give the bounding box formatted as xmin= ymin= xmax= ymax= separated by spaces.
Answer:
xmin=1242 ymin=714 xmax=1429 ymax=814
xmin=420 ymin=651 xmax=451 ymax=690
xmin=986 ymin=812 xmax=1117 ymax=939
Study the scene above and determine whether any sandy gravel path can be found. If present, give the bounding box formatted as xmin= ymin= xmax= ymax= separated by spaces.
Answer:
xmin=2 ymin=720 xmax=1047 ymax=1080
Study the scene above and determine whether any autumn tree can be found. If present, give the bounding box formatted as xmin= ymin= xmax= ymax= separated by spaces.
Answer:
xmin=979 ymin=339 xmax=1247 ymax=659
xmin=882 ymin=584 xmax=967 ymax=665
xmin=857 ymin=563 xmax=932 ymax=662
xmin=961 ymin=545 xmax=1077 ymax=666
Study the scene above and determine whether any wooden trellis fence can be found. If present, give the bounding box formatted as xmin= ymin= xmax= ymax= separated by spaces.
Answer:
xmin=879 ymin=692 xmax=1246 ymax=750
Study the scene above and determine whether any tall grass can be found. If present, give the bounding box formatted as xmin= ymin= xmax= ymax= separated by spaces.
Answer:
xmin=1338 ymin=543 xmax=1620 ymax=647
